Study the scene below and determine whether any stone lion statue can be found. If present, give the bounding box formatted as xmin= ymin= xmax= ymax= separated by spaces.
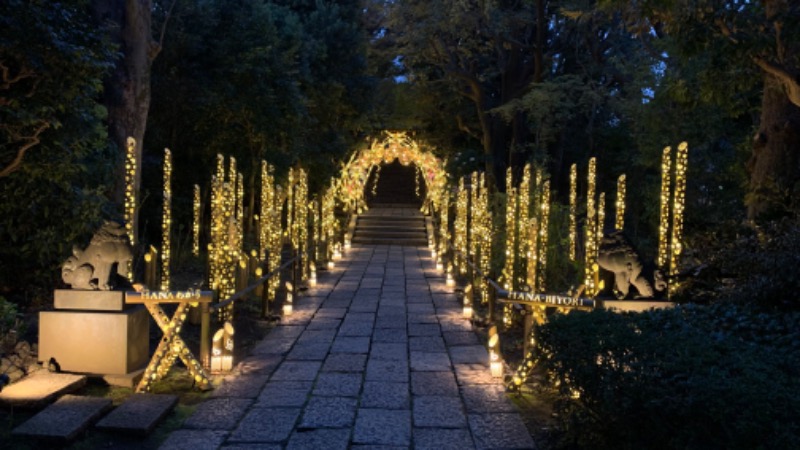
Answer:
xmin=597 ymin=230 xmax=664 ymax=299
xmin=61 ymin=221 xmax=133 ymax=290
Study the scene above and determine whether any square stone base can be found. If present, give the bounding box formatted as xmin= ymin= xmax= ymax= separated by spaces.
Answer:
xmin=39 ymin=306 xmax=149 ymax=376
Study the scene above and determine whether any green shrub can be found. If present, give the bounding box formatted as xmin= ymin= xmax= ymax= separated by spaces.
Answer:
xmin=536 ymin=304 xmax=800 ymax=449
xmin=682 ymin=217 xmax=800 ymax=309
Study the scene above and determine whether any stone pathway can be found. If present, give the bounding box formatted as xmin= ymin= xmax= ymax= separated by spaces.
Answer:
xmin=159 ymin=245 xmax=535 ymax=450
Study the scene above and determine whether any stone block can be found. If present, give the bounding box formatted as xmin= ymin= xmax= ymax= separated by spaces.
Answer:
xmin=468 ymin=413 xmax=535 ymax=449
xmin=38 ymin=306 xmax=149 ymax=375
xmin=413 ymin=395 xmax=467 ymax=428
xmin=361 ymin=382 xmax=409 ymax=410
xmin=299 ymin=396 xmax=357 ymax=428
xmin=12 ymin=395 xmax=112 ymax=442
xmin=95 ymin=393 xmax=178 ymax=435
xmin=53 ymin=289 xmax=127 ymax=311
xmin=158 ymin=430 xmax=229 ymax=450
xmin=0 ymin=372 xmax=86 ymax=409
xmin=353 ymin=408 xmax=411 ymax=446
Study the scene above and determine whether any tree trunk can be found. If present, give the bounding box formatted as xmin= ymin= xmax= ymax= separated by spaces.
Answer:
xmin=747 ymin=73 xmax=800 ymax=220
xmin=93 ymin=0 xmax=157 ymax=246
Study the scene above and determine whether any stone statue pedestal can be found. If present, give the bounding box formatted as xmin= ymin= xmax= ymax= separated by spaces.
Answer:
xmin=38 ymin=291 xmax=149 ymax=387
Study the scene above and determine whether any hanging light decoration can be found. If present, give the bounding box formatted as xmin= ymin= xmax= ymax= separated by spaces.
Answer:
xmin=160 ymin=148 xmax=172 ymax=291
xmin=537 ymin=180 xmax=551 ymax=293
xmin=569 ymin=164 xmax=577 ymax=261
xmin=670 ymin=142 xmax=689 ymax=295
xmin=193 ymin=185 xmax=201 ymax=257
xmin=615 ymin=174 xmax=626 ymax=231
xmin=658 ymin=147 xmax=672 ymax=270
xmin=584 ymin=157 xmax=598 ymax=297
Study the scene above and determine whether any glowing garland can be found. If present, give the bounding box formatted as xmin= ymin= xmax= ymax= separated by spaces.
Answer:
xmin=193 ymin=184 xmax=200 ymax=257
xmin=584 ymin=158 xmax=598 ymax=297
xmin=502 ymin=168 xmax=517 ymax=291
xmin=161 ymin=148 xmax=172 ymax=291
xmin=454 ymin=177 xmax=468 ymax=274
xmin=321 ymin=183 xmax=338 ymax=262
xmin=615 ymin=174 xmax=626 ymax=231
xmin=537 ymin=180 xmax=551 ymax=293
xmin=124 ymin=137 xmax=137 ymax=279
xmin=597 ymin=192 xmax=605 ymax=250
xmin=569 ymin=164 xmax=577 ymax=261
xmin=209 ymin=155 xmax=241 ymax=320
xmin=334 ymin=131 xmax=446 ymax=215
xmin=669 ymin=142 xmax=689 ymax=295
xmin=658 ymin=147 xmax=672 ymax=270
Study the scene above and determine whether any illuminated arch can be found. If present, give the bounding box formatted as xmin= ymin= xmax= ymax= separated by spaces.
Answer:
xmin=334 ymin=131 xmax=446 ymax=214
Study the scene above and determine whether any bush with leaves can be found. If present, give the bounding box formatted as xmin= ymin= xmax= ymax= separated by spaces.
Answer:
xmin=681 ymin=217 xmax=800 ymax=309
xmin=0 ymin=0 xmax=116 ymax=305
xmin=536 ymin=304 xmax=800 ymax=449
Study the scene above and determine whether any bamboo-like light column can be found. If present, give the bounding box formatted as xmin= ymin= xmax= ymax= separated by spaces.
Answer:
xmin=502 ymin=168 xmax=516 ymax=290
xmin=209 ymin=155 xmax=240 ymax=320
xmin=537 ymin=180 xmax=551 ymax=292
xmin=518 ymin=165 xmax=531 ymax=289
xmin=569 ymin=164 xmax=577 ymax=261
xmin=160 ymin=148 xmax=172 ymax=291
xmin=584 ymin=157 xmax=598 ymax=296
xmin=658 ymin=147 xmax=672 ymax=270
xmin=454 ymin=177 xmax=468 ymax=273
xmin=669 ymin=142 xmax=689 ymax=294
xmin=616 ymin=174 xmax=626 ymax=231
xmin=124 ymin=137 xmax=137 ymax=279
xmin=193 ymin=185 xmax=200 ymax=257
xmin=597 ymin=192 xmax=605 ymax=248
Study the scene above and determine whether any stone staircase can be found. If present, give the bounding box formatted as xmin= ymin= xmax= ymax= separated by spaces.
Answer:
xmin=352 ymin=205 xmax=428 ymax=247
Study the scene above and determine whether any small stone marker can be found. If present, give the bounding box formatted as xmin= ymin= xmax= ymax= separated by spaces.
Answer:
xmin=0 ymin=372 xmax=86 ymax=409
xmin=12 ymin=395 xmax=112 ymax=442
xmin=96 ymin=393 xmax=178 ymax=435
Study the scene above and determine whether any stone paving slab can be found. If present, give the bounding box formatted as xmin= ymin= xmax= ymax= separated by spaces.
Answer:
xmin=410 ymin=351 xmax=452 ymax=371
xmin=409 ymin=335 xmax=446 ymax=352
xmin=12 ymin=395 xmax=111 ymax=441
xmin=183 ymin=397 xmax=253 ymax=430
xmin=0 ymin=372 xmax=86 ymax=409
xmin=299 ymin=396 xmax=357 ymax=428
xmin=449 ymin=345 xmax=490 ymax=364
xmin=157 ymin=240 xmax=536 ymax=449
xmin=228 ymin=407 xmax=301 ymax=443
xmin=287 ymin=428 xmax=351 ymax=450
xmin=361 ymin=381 xmax=409 ymax=409
xmin=270 ymin=361 xmax=322 ymax=381
xmin=462 ymin=384 xmax=519 ymax=413
xmin=313 ymin=372 xmax=362 ymax=397
xmin=372 ymin=327 xmax=408 ymax=343
xmin=414 ymin=427 xmax=476 ymax=450
xmin=366 ymin=358 xmax=409 ymax=383
xmin=330 ymin=336 xmax=371 ymax=353
xmin=411 ymin=371 xmax=459 ymax=396
xmin=95 ymin=393 xmax=177 ymax=435
xmin=322 ymin=353 xmax=367 ymax=372
xmin=413 ymin=395 xmax=467 ymax=428
xmin=159 ymin=430 xmax=229 ymax=450
xmin=468 ymin=413 xmax=536 ymax=449
xmin=353 ymin=408 xmax=411 ymax=446
xmin=211 ymin=373 xmax=270 ymax=399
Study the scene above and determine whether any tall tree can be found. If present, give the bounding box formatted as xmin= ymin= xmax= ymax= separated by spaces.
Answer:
xmin=594 ymin=0 xmax=800 ymax=221
xmin=91 ymin=0 xmax=173 ymax=244
xmin=388 ymin=0 xmax=550 ymax=189
xmin=0 ymin=0 xmax=115 ymax=299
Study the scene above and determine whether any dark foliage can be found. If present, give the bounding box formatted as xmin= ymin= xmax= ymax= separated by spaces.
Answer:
xmin=536 ymin=305 xmax=800 ymax=449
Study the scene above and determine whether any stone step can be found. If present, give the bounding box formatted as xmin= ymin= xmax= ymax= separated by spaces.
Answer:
xmin=355 ymin=227 xmax=427 ymax=235
xmin=12 ymin=395 xmax=112 ymax=442
xmin=357 ymin=218 xmax=425 ymax=226
xmin=0 ymin=371 xmax=87 ymax=409
xmin=354 ymin=230 xmax=427 ymax=239
xmin=351 ymin=237 xmax=428 ymax=246
xmin=96 ymin=393 xmax=178 ymax=435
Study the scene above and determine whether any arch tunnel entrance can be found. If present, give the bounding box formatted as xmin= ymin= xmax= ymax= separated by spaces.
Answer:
xmin=333 ymin=131 xmax=446 ymax=215
xmin=334 ymin=131 xmax=445 ymax=246
xmin=364 ymin=160 xmax=426 ymax=208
